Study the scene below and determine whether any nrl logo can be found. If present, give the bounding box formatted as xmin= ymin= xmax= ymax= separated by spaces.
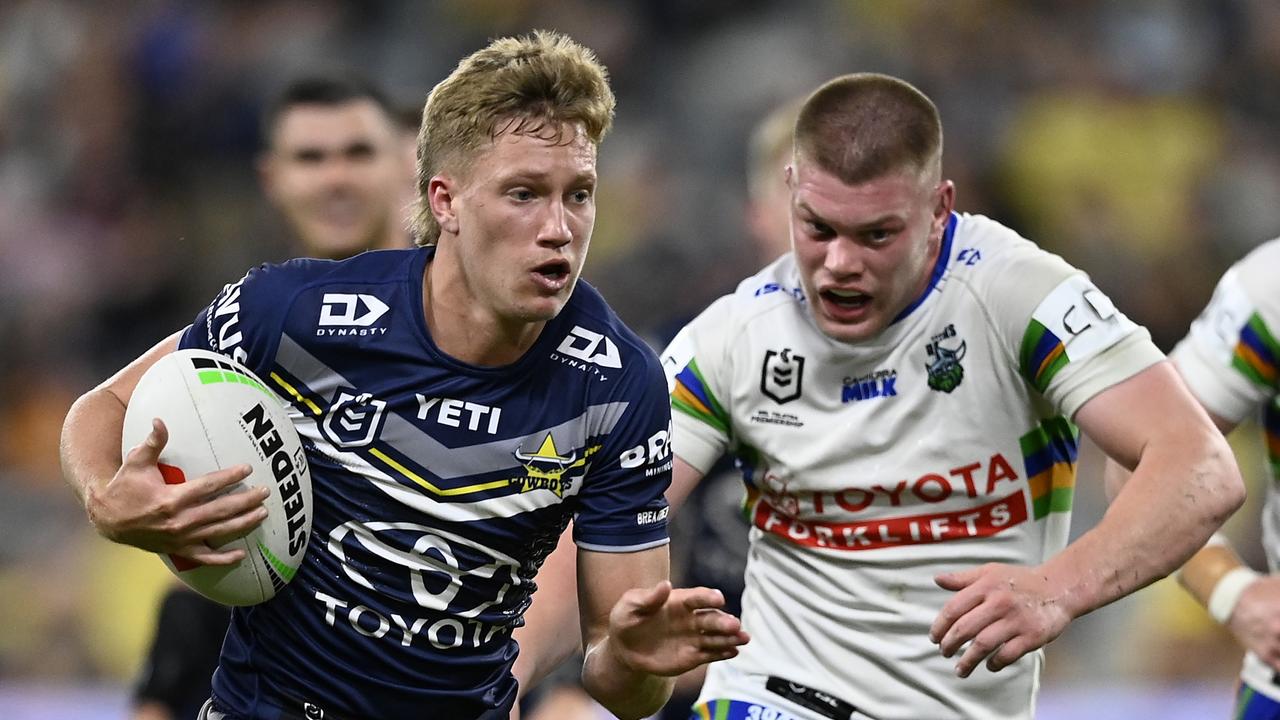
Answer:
xmin=925 ymin=324 xmax=967 ymax=393
xmin=513 ymin=434 xmax=583 ymax=497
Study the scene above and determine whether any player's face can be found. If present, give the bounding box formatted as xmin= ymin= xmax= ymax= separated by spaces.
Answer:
xmin=449 ymin=123 xmax=597 ymax=324
xmin=789 ymin=157 xmax=954 ymax=343
xmin=262 ymin=100 xmax=405 ymax=259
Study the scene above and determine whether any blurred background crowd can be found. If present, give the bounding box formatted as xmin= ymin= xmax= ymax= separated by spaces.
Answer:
xmin=2 ymin=0 xmax=1279 ymax=717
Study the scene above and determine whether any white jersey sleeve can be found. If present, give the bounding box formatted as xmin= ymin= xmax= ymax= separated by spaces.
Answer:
xmin=1171 ymin=238 xmax=1280 ymax=423
xmin=661 ymin=295 xmax=738 ymax=474
xmin=958 ymin=238 xmax=1164 ymax=419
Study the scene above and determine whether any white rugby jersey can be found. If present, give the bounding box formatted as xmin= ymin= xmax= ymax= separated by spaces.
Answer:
xmin=662 ymin=213 xmax=1163 ymax=720
xmin=1170 ymin=238 xmax=1280 ymax=700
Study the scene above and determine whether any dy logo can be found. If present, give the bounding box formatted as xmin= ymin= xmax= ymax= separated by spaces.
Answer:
xmin=321 ymin=390 xmax=387 ymax=448
xmin=761 ymin=348 xmax=805 ymax=404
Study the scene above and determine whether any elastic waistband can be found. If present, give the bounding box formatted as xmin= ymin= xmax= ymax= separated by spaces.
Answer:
xmin=765 ymin=676 xmax=878 ymax=720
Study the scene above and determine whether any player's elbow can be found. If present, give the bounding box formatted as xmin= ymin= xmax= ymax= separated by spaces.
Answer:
xmin=1191 ymin=429 xmax=1245 ymax=528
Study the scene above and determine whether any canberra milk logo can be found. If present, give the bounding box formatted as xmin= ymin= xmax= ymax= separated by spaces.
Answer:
xmin=318 ymin=293 xmax=389 ymax=337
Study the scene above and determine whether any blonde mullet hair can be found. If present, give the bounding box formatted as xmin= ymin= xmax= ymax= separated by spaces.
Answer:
xmin=412 ymin=30 xmax=616 ymax=245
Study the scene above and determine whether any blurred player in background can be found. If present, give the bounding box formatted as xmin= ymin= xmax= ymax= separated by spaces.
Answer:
xmin=1107 ymin=238 xmax=1280 ymax=719
xmin=63 ymin=31 xmax=748 ymax=720
xmin=657 ymin=72 xmax=1244 ymax=719
xmin=129 ymin=74 xmax=417 ymax=720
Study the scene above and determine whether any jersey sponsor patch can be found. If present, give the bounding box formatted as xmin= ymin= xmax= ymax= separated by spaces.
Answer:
xmin=660 ymin=327 xmax=696 ymax=393
xmin=1195 ymin=267 xmax=1280 ymax=388
xmin=1019 ymin=275 xmax=1134 ymax=393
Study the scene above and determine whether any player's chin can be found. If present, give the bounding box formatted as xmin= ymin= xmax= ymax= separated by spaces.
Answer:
xmin=512 ymin=294 xmax=569 ymax=323
xmin=815 ymin=314 xmax=885 ymax=343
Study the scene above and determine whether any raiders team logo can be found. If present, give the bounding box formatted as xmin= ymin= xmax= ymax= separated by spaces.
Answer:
xmin=925 ymin=324 xmax=967 ymax=393
xmin=761 ymin=348 xmax=805 ymax=404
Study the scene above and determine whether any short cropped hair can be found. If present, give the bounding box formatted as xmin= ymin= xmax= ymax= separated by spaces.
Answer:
xmin=794 ymin=73 xmax=942 ymax=185
xmin=412 ymin=30 xmax=616 ymax=245
xmin=262 ymin=75 xmax=397 ymax=147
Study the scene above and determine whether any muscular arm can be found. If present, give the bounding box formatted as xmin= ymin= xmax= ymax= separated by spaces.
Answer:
xmin=1107 ymin=387 xmax=1280 ymax=668
xmin=577 ymin=545 xmax=745 ymax=720
xmin=932 ymin=361 xmax=1245 ymax=676
xmin=60 ymin=331 xmax=266 ymax=563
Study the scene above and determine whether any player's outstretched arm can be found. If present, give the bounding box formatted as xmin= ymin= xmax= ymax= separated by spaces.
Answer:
xmin=1110 ymin=408 xmax=1280 ymax=670
xmin=513 ymin=455 xmax=712 ymax=698
xmin=577 ymin=545 xmax=748 ymax=720
xmin=931 ymin=361 xmax=1244 ymax=677
xmin=59 ymin=331 xmax=266 ymax=564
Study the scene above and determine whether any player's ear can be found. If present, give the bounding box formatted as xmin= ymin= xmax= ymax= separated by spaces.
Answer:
xmin=428 ymin=175 xmax=460 ymax=236
xmin=932 ymin=179 xmax=955 ymax=235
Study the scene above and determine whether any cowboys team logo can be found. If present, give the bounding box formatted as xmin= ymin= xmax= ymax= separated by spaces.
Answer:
xmin=321 ymin=389 xmax=388 ymax=448
xmin=761 ymin=348 xmax=805 ymax=404
xmin=514 ymin=434 xmax=582 ymax=497
xmin=925 ymin=324 xmax=967 ymax=393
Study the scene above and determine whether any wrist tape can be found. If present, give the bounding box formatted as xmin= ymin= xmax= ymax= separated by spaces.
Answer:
xmin=1207 ymin=566 xmax=1261 ymax=624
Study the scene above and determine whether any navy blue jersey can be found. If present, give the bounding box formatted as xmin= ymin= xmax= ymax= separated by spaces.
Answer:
xmin=179 ymin=247 xmax=672 ymax=719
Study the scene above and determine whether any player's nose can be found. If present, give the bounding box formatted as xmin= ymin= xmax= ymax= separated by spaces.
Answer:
xmin=824 ymin=237 xmax=865 ymax=277
xmin=537 ymin=199 xmax=572 ymax=248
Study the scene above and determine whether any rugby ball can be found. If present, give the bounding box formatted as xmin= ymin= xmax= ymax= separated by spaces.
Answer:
xmin=121 ymin=348 xmax=312 ymax=606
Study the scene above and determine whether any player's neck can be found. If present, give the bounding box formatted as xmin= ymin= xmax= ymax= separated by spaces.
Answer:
xmin=422 ymin=256 xmax=545 ymax=367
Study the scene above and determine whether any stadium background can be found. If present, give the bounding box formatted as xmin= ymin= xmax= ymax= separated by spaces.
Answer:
xmin=1 ymin=1 xmax=1278 ymax=717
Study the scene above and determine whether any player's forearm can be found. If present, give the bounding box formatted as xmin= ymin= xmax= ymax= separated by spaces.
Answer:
xmin=1178 ymin=541 xmax=1248 ymax=607
xmin=60 ymin=387 xmax=128 ymax=506
xmin=580 ymin=635 xmax=674 ymax=720
xmin=1047 ymin=433 xmax=1243 ymax=619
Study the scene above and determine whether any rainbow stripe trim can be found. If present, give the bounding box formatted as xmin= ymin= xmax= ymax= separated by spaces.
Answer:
xmin=1020 ymin=417 xmax=1079 ymax=519
xmin=1019 ymin=319 xmax=1069 ymax=394
xmin=691 ymin=699 xmax=769 ymax=720
xmin=672 ymin=359 xmax=730 ymax=434
xmin=1232 ymin=313 xmax=1280 ymax=389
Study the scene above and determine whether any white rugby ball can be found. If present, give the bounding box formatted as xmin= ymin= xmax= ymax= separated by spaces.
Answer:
xmin=121 ymin=348 xmax=312 ymax=606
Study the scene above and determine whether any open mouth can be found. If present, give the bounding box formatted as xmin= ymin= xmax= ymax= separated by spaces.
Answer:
xmin=530 ymin=259 xmax=572 ymax=291
xmin=821 ymin=288 xmax=871 ymax=310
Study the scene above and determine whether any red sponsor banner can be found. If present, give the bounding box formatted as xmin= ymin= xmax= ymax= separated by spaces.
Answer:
xmin=753 ymin=490 xmax=1028 ymax=551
